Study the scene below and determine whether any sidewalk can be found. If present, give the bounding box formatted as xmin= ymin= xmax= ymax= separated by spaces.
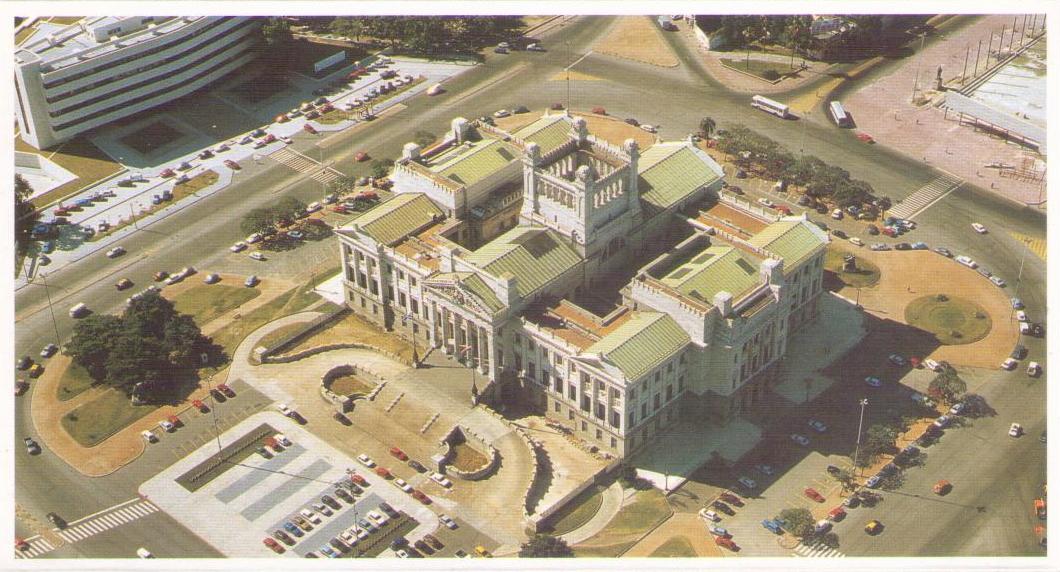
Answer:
xmin=559 ymin=482 xmax=624 ymax=546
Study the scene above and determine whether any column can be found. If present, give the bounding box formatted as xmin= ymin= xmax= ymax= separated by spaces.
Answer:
xmin=441 ymin=306 xmax=452 ymax=354
xmin=479 ymin=327 xmax=490 ymax=375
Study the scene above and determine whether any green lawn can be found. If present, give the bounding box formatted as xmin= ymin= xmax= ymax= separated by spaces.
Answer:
xmin=256 ymin=321 xmax=312 ymax=351
xmin=905 ymin=295 xmax=992 ymax=345
xmin=649 ymin=535 xmax=697 ymax=557
xmin=19 ymin=136 xmax=123 ymax=209
xmin=210 ymin=282 xmax=326 ymax=364
xmin=545 ymin=485 xmax=605 ymax=536
xmin=173 ymin=284 xmax=261 ymax=328
xmin=572 ymin=488 xmax=672 ymax=557
xmin=825 ymin=247 xmax=881 ymax=288
xmin=61 ymin=389 xmax=157 ymax=447
xmin=720 ymin=57 xmax=802 ymax=82
xmin=56 ymin=362 xmax=97 ymax=402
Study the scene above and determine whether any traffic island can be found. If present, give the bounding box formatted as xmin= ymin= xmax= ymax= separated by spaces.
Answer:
xmin=905 ymin=294 xmax=992 ymax=345
xmin=824 ymin=246 xmax=881 ymax=288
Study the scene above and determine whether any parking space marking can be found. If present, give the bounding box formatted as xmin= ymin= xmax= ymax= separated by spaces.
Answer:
xmin=55 ymin=499 xmax=159 ymax=544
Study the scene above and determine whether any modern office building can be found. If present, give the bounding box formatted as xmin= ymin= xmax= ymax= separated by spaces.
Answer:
xmin=336 ymin=113 xmax=828 ymax=458
xmin=14 ymin=16 xmax=262 ymax=149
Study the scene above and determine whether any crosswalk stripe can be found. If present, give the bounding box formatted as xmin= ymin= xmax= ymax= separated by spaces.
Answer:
xmin=887 ymin=174 xmax=963 ymax=220
xmin=17 ymin=501 xmax=159 ymax=559
xmin=269 ymin=148 xmax=345 ymax=184
xmin=793 ymin=540 xmax=846 ymax=558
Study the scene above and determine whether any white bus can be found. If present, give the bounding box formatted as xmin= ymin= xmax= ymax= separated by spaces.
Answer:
xmin=751 ymin=95 xmax=789 ymax=118
xmin=829 ymin=101 xmax=851 ymax=127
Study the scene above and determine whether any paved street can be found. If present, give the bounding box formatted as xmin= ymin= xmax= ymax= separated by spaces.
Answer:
xmin=14 ymin=15 xmax=1047 ymax=559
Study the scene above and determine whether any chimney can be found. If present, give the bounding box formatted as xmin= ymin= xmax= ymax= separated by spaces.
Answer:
xmin=438 ymin=244 xmax=456 ymax=272
xmin=402 ymin=142 xmax=421 ymax=161
xmin=501 ymin=273 xmax=519 ymax=307
xmin=760 ymin=258 xmax=784 ymax=286
xmin=572 ymin=117 xmax=589 ymax=145
xmin=713 ymin=291 xmax=733 ymax=318
xmin=451 ymin=117 xmax=470 ymax=144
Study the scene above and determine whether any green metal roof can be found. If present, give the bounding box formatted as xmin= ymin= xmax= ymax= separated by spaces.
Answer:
xmin=747 ymin=219 xmax=828 ymax=271
xmin=464 ymin=226 xmax=582 ymax=299
xmin=352 ymin=193 xmax=443 ymax=246
xmin=431 ymin=139 xmax=519 ymax=187
xmin=660 ymin=245 xmax=763 ymax=303
xmin=513 ymin=115 xmax=571 ymax=154
xmin=587 ymin=312 xmax=690 ymax=381
xmin=638 ymin=144 xmax=723 ymax=212
xmin=460 ymin=274 xmax=506 ymax=313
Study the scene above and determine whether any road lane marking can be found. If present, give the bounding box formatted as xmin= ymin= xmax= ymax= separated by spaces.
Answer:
xmin=886 ymin=173 xmax=963 ymax=220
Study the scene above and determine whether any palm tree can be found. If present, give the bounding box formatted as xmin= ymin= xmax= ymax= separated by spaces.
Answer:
xmin=699 ymin=117 xmax=717 ymax=140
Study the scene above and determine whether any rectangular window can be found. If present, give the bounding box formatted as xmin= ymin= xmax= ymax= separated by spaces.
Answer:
xmin=678 ymin=376 xmax=685 ymax=391
xmin=527 ymin=362 xmax=536 ymax=380
xmin=399 ymin=292 xmax=407 ymax=307
xmin=628 ymin=409 xmax=636 ymax=426
xmin=667 ymin=362 xmax=673 ymax=373
xmin=610 ymin=437 xmax=617 ymax=448
xmin=387 ymin=285 xmax=395 ymax=300
xmin=360 ymin=297 xmax=366 ymax=308
xmin=654 ymin=394 xmax=661 ymax=411
xmin=630 ymin=387 xmax=637 ymax=401
xmin=372 ymin=304 xmax=378 ymax=315
xmin=641 ymin=403 xmax=647 ymax=418
xmin=654 ymin=371 xmax=660 ymax=383
xmin=610 ymin=388 xmax=620 ymax=400
xmin=398 ymin=270 xmax=405 ymax=280
xmin=610 ymin=411 xmax=620 ymax=427
xmin=596 ymin=429 xmax=602 ymax=440
xmin=568 ymin=384 xmax=577 ymax=400
xmin=595 ymin=403 xmax=605 ymax=420
xmin=411 ymin=277 xmax=417 ymax=287
xmin=370 ymin=280 xmax=379 ymax=295
xmin=666 ymin=385 xmax=673 ymax=401
xmin=569 ymin=410 xmax=574 ymax=421
xmin=411 ymin=299 xmax=419 ymax=314
xmin=554 ymin=402 xmax=561 ymax=413
xmin=581 ymin=396 xmax=590 ymax=412
xmin=581 ymin=421 xmax=587 ymax=432
xmin=553 ymin=377 xmax=562 ymax=393
xmin=514 ymin=355 xmax=522 ymax=370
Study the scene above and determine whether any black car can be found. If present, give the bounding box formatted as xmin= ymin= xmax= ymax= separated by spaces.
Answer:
xmin=727 ymin=185 xmax=743 ymax=195
xmin=379 ymin=502 xmax=398 ymax=516
xmin=424 ymin=533 xmax=444 ymax=550
xmin=712 ymin=500 xmax=735 ymax=515
xmin=333 ymin=412 xmax=351 ymax=425
xmin=349 ymin=483 xmax=363 ymax=495
xmin=816 ymin=205 xmax=829 ymax=214
xmin=251 ymin=128 xmax=266 ymax=138
xmin=17 ymin=356 xmax=32 ymax=370
xmin=414 ymin=539 xmax=433 ymax=554
xmin=198 ymin=150 xmax=214 ymax=160
xmin=334 ymin=488 xmax=355 ymax=503
xmin=797 ymin=195 xmax=811 ymax=206
xmin=813 ymin=221 xmax=828 ymax=231
xmin=273 ymin=530 xmax=295 ymax=545
xmin=1031 ymin=323 xmax=1045 ymax=337
xmin=329 ymin=538 xmax=349 ymax=552
xmin=826 ymin=464 xmax=842 ymax=475
xmin=880 ymin=463 xmax=899 ymax=475
xmin=408 ymin=460 xmax=427 ymax=473
xmin=513 ymin=105 xmax=529 ymax=114
xmin=210 ymin=388 xmax=226 ymax=402
xmin=895 ymin=243 xmax=912 ymax=250
xmin=831 ymin=229 xmax=847 ymax=239
xmin=624 ymin=118 xmax=640 ymax=126
xmin=321 ymin=495 xmax=342 ymax=510
xmin=1011 ymin=344 xmax=1028 ymax=360
xmin=47 ymin=512 xmax=67 ymax=529
xmin=866 ymin=225 xmax=880 ymax=235
xmin=479 ymin=116 xmax=495 ymax=125
xmin=390 ymin=537 xmax=409 ymax=551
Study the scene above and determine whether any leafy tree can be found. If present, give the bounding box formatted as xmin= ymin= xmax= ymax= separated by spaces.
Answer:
xmin=105 ymin=332 xmax=165 ymax=395
xmin=273 ymin=196 xmax=307 ymax=221
xmin=699 ymin=117 xmax=717 ymax=140
xmin=164 ymin=314 xmax=207 ymax=366
xmin=860 ymin=424 xmax=899 ymax=466
xmin=928 ymin=366 xmax=967 ymax=405
xmin=778 ymin=507 xmax=814 ymax=537
xmin=370 ymin=158 xmax=394 ymax=179
xmin=67 ymin=314 xmax=124 ymax=380
xmin=833 ymin=468 xmax=858 ymax=491
xmin=519 ymin=534 xmax=573 ymax=558
xmin=241 ymin=207 xmax=276 ymax=236
xmin=959 ymin=393 xmax=995 ymax=418
xmin=329 ymin=175 xmax=359 ymax=194
xmin=818 ymin=531 xmax=839 ymax=548
xmin=123 ymin=290 xmax=177 ymax=341
xmin=15 ymin=175 xmax=40 ymax=256
xmin=879 ymin=471 xmax=906 ymax=491
xmin=259 ymin=18 xmax=296 ymax=71
xmin=328 ymin=18 xmax=364 ymax=41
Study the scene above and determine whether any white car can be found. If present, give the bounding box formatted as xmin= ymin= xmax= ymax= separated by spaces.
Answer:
xmin=831 ymin=209 xmax=844 ymax=220
xmin=141 ymin=430 xmax=158 ymax=443
xmin=639 ymin=124 xmax=657 ymax=133
xmin=393 ymin=478 xmax=413 ymax=493
xmin=1016 ymin=311 xmax=1028 ymax=322
xmin=439 ymin=514 xmax=458 ymax=529
xmin=737 ymin=476 xmax=757 ymax=489
xmin=757 ymin=198 xmax=774 ymax=208
xmin=275 ymin=433 xmax=291 ymax=447
xmin=348 ymin=525 xmax=369 ymax=540
xmin=340 ymin=530 xmax=359 ymax=546
xmin=136 ymin=548 xmax=154 ymax=559
xmin=849 ymin=237 xmax=864 ymax=246
xmin=698 ymin=508 xmax=720 ymax=522
xmin=888 ymin=354 xmax=906 ymax=366
xmin=312 ymin=502 xmax=333 ymax=516
xmin=493 ymin=109 xmax=511 ymax=118
xmin=159 ymin=420 xmax=176 ymax=432
xmin=306 ymin=201 xmax=323 ymax=213
xmin=280 ymin=136 xmax=293 ymax=145
xmin=204 ymin=273 xmax=220 ymax=284
xmin=106 ymin=246 xmax=126 ymax=258
xmin=276 ymin=403 xmax=294 ymax=416
xmin=230 ymin=242 xmax=247 ymax=253
xmin=367 ymin=510 xmax=389 ymax=525
xmin=972 ymin=222 xmax=988 ymax=234
xmin=299 ymin=508 xmax=321 ymax=524
xmin=924 ymin=359 xmax=941 ymax=372
xmin=357 ymin=454 xmax=376 ymax=467
xmin=807 ymin=419 xmax=828 ymax=433
xmin=429 ymin=472 xmax=453 ymax=487
xmin=250 ymin=252 xmax=266 ymax=261
xmin=246 ymin=233 xmax=263 ymax=244
xmin=396 ymin=549 xmax=409 ymax=558
xmin=1009 ymin=423 xmax=1022 ymax=437
xmin=1027 ymin=362 xmax=1042 ymax=377
xmin=955 ymin=255 xmax=977 ymax=268
xmin=864 ymin=376 xmax=882 ymax=387
xmin=790 ymin=434 xmax=810 ymax=446
xmin=1001 ymin=358 xmax=1018 ymax=370
xmin=990 ymin=276 xmax=1006 ymax=287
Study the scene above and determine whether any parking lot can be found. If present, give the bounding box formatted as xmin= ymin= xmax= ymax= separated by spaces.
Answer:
xmin=141 ymin=412 xmax=441 ymax=558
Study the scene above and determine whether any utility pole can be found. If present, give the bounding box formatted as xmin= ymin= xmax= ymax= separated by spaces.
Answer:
xmin=974 ymin=39 xmax=983 ymax=77
xmin=40 ymin=272 xmax=62 ymax=345
xmin=961 ymin=45 xmax=970 ymax=85
xmin=853 ymin=398 xmax=868 ymax=475
xmin=1008 ymin=16 xmax=1018 ymax=52
xmin=565 ymin=41 xmax=572 ymax=111
xmin=911 ymin=33 xmax=926 ymax=100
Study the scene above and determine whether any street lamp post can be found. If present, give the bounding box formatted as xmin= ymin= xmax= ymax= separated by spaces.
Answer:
xmin=38 ymin=271 xmax=62 ymax=346
xmin=852 ymin=398 xmax=868 ymax=474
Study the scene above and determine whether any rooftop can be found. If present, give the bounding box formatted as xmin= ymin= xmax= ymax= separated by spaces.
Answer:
xmin=18 ymin=17 xmax=197 ymax=70
xmin=746 ymin=218 xmax=829 ymax=271
xmin=512 ymin=114 xmax=572 ymax=155
xmin=587 ymin=312 xmax=690 ymax=381
xmin=659 ymin=244 xmax=763 ymax=304
xmin=463 ymin=226 xmax=582 ymax=299
xmin=638 ymin=143 xmax=723 ymax=214
xmin=426 ymin=138 xmax=520 ymax=187
xmin=346 ymin=193 xmax=444 ymax=246
xmin=697 ymin=201 xmax=770 ymax=237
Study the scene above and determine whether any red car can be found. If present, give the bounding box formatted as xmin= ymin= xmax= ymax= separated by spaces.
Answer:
xmin=167 ymin=414 xmax=181 ymax=428
xmin=828 ymin=506 xmax=847 ymax=521
xmin=355 ymin=151 xmax=369 ymax=162
xmin=15 ymin=380 xmax=29 ymax=396
xmin=412 ymin=490 xmax=432 ymax=504
xmin=375 ymin=467 xmax=392 ymax=478
xmin=715 ymin=536 xmax=738 ymax=551
xmin=909 ymin=356 xmax=922 ymax=368
xmin=217 ymin=384 xmax=235 ymax=398
xmin=882 ymin=227 xmax=898 ymax=237
xmin=262 ymin=134 xmax=277 ymax=144
xmin=719 ymin=492 xmax=743 ymax=507
xmin=15 ymin=538 xmax=29 ymax=551
xmin=160 ymin=168 xmax=176 ymax=178
xmin=592 ymin=106 xmax=607 ymax=115
xmin=224 ymin=159 xmax=240 ymax=170
xmin=804 ymin=488 xmax=826 ymax=503
xmin=304 ymin=124 xmax=318 ymax=135
xmin=192 ymin=399 xmax=208 ymax=413
xmin=776 ymin=206 xmax=792 ymax=215
xmin=350 ymin=473 xmax=368 ymax=486
xmin=355 ymin=190 xmax=378 ymax=201
xmin=263 ymin=537 xmax=284 ymax=554
xmin=856 ymin=132 xmax=875 ymax=143
xmin=390 ymin=447 xmax=408 ymax=461
xmin=320 ymin=104 xmax=335 ymax=113
xmin=331 ymin=204 xmax=349 ymax=214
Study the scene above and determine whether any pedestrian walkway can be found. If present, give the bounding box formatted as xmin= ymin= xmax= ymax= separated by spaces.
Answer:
xmin=13 ymin=536 xmax=56 ymax=559
xmin=1010 ymin=231 xmax=1046 ymax=261
xmin=887 ymin=173 xmax=963 ymax=220
xmin=560 ymin=482 xmax=629 ymax=546
xmin=269 ymin=147 xmax=344 ymax=185
xmin=792 ymin=539 xmax=846 ymax=558
xmin=55 ymin=499 xmax=159 ymax=543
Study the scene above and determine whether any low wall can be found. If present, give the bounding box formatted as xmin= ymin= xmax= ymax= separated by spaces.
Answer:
xmin=530 ymin=457 xmax=624 ymax=531
xmin=438 ymin=425 xmax=500 ymax=481
xmin=254 ymin=306 xmax=350 ymax=363
xmin=262 ymin=341 xmax=412 ymax=367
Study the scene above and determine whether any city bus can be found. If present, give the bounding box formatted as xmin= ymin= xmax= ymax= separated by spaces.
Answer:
xmin=829 ymin=100 xmax=852 ymax=127
xmin=751 ymin=95 xmax=789 ymax=119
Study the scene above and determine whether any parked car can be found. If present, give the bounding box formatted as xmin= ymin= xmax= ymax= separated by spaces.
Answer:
xmin=762 ymin=519 xmax=783 ymax=534
xmin=737 ymin=476 xmax=757 ymax=489
xmin=1027 ymin=362 xmax=1042 ymax=377
xmin=224 ymin=159 xmax=240 ymax=170
xmin=804 ymin=488 xmax=826 ymax=503
xmin=972 ymin=222 xmax=988 ymax=234
xmin=699 ymin=508 xmax=720 ymax=522
xmin=439 ymin=514 xmax=458 ymax=529
xmin=754 ymin=463 xmax=775 ymax=476
xmin=1009 ymin=423 xmax=1023 ymax=437
xmin=712 ymin=500 xmax=734 ymax=515
xmin=807 ymin=419 xmax=828 ymax=433
xmin=790 ymin=434 xmax=810 ymax=446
